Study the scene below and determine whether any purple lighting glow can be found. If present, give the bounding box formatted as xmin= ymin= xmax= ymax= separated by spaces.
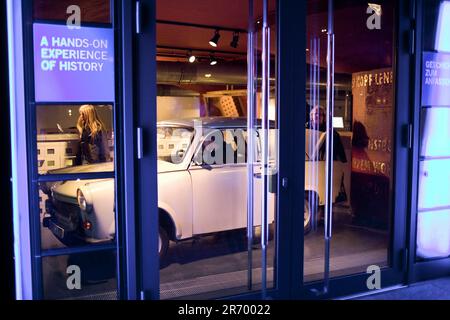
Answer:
xmin=33 ymin=23 xmax=115 ymax=103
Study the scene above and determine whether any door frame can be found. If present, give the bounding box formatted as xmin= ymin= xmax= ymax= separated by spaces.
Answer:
xmin=297 ymin=0 xmax=414 ymax=299
xmin=8 ymin=0 xmax=136 ymax=300
xmin=131 ymin=0 xmax=160 ymax=300
xmin=275 ymin=0 xmax=414 ymax=299
xmin=407 ymin=0 xmax=450 ymax=284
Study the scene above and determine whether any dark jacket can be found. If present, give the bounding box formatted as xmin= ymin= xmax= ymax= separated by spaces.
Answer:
xmin=316 ymin=125 xmax=348 ymax=163
xmin=76 ymin=127 xmax=107 ymax=164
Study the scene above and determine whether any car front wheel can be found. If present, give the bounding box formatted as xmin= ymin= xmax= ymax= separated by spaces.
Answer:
xmin=304 ymin=193 xmax=315 ymax=235
xmin=159 ymin=226 xmax=169 ymax=261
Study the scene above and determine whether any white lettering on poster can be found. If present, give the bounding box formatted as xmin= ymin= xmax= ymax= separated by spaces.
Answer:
xmin=38 ymin=35 xmax=110 ymax=72
xmin=424 ymin=59 xmax=450 ymax=86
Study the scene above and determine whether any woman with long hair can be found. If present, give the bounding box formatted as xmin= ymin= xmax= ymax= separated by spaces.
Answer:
xmin=76 ymin=104 xmax=109 ymax=164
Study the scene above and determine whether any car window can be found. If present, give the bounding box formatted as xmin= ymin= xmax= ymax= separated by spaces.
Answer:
xmin=254 ymin=129 xmax=277 ymax=163
xmin=193 ymin=127 xmax=278 ymax=166
xmin=195 ymin=128 xmax=247 ymax=166
xmin=157 ymin=126 xmax=195 ymax=164
xmin=316 ymin=130 xmax=348 ymax=163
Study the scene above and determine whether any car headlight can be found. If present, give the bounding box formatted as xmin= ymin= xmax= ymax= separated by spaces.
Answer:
xmin=77 ymin=189 xmax=88 ymax=211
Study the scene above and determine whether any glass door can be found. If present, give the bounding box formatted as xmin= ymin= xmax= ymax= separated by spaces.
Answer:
xmin=152 ymin=0 xmax=279 ymax=300
xmin=302 ymin=0 xmax=410 ymax=297
xmin=135 ymin=0 xmax=289 ymax=300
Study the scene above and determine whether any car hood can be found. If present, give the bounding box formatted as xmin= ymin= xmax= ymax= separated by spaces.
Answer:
xmin=47 ymin=162 xmax=113 ymax=200
xmin=48 ymin=160 xmax=185 ymax=174
xmin=51 ymin=179 xmax=105 ymax=200
xmin=48 ymin=162 xmax=115 ymax=174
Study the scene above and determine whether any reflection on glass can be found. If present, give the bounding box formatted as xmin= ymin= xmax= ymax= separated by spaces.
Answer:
xmin=304 ymin=0 xmax=393 ymax=283
xmin=42 ymin=251 xmax=117 ymax=300
xmin=39 ymin=180 xmax=115 ymax=250
xmin=157 ymin=126 xmax=195 ymax=164
xmin=36 ymin=104 xmax=114 ymax=175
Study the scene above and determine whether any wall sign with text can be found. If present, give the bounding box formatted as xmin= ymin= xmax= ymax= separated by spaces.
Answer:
xmin=33 ymin=23 xmax=115 ymax=103
xmin=422 ymin=51 xmax=450 ymax=107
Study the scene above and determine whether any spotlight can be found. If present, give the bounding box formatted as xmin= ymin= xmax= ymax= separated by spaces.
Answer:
xmin=209 ymin=30 xmax=221 ymax=47
xmin=230 ymin=32 xmax=240 ymax=48
xmin=187 ymin=50 xmax=196 ymax=63
xmin=209 ymin=54 xmax=218 ymax=66
xmin=205 ymin=74 xmax=212 ymax=78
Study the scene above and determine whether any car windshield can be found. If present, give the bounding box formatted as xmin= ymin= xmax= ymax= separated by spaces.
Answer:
xmin=157 ymin=126 xmax=195 ymax=164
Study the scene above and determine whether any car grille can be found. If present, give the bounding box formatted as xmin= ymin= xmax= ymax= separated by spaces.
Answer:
xmin=53 ymin=199 xmax=81 ymax=232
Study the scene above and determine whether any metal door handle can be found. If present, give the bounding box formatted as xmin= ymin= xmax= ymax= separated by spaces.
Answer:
xmin=137 ymin=127 xmax=143 ymax=159
xmin=136 ymin=1 xmax=141 ymax=34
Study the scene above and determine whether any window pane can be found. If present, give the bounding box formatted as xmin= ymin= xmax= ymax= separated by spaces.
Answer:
xmin=36 ymin=105 xmax=114 ymax=174
xmin=418 ymin=159 xmax=450 ymax=211
xmin=156 ymin=0 xmax=278 ymax=299
xmin=39 ymin=179 xmax=115 ymax=250
xmin=304 ymin=0 xmax=394 ymax=282
xmin=42 ymin=250 xmax=117 ymax=300
xmin=420 ymin=108 xmax=450 ymax=158
xmin=417 ymin=210 xmax=450 ymax=259
xmin=416 ymin=0 xmax=450 ymax=261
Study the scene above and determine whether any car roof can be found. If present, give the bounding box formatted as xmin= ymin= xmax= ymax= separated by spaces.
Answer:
xmin=157 ymin=117 xmax=275 ymax=129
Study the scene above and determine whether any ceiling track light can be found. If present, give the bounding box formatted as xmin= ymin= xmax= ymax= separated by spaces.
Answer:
xmin=209 ymin=53 xmax=218 ymax=66
xmin=209 ymin=30 xmax=221 ymax=48
xmin=230 ymin=31 xmax=240 ymax=48
xmin=187 ymin=50 xmax=196 ymax=63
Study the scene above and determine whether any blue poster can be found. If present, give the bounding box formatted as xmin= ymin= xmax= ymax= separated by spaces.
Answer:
xmin=33 ymin=23 xmax=115 ymax=103
xmin=422 ymin=51 xmax=450 ymax=107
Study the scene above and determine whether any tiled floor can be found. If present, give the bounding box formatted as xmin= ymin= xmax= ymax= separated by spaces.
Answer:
xmin=356 ymin=277 xmax=450 ymax=300
xmin=159 ymin=224 xmax=388 ymax=299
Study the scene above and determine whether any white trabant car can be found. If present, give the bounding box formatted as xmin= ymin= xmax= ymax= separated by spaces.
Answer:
xmin=42 ymin=117 xmax=350 ymax=258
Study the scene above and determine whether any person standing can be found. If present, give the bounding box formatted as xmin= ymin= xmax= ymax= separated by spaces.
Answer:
xmin=76 ymin=104 xmax=108 ymax=165
xmin=307 ymin=105 xmax=347 ymax=163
